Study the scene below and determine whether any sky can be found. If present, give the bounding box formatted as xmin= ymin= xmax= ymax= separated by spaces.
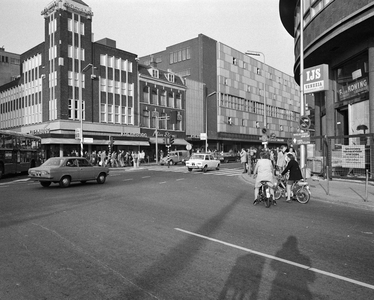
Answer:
xmin=1 ymin=0 xmax=295 ymax=76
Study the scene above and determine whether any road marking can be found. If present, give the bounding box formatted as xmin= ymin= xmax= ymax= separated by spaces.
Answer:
xmin=123 ymin=178 xmax=133 ymax=181
xmin=159 ymin=181 xmax=167 ymax=184
xmin=175 ymin=228 xmax=374 ymax=291
xmin=142 ymin=176 xmax=151 ymax=179
xmin=176 ymin=178 xmax=185 ymax=181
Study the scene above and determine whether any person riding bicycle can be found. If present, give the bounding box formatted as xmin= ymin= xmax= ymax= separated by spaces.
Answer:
xmin=253 ymin=151 xmax=276 ymax=205
xmin=281 ymin=153 xmax=303 ymax=202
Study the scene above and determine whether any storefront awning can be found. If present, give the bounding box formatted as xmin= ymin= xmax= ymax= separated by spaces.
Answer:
xmin=149 ymin=137 xmax=191 ymax=146
xmin=41 ymin=138 xmax=149 ymax=146
xmin=114 ymin=140 xmax=150 ymax=146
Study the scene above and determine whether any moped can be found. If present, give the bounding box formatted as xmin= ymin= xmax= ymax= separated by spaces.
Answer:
xmin=254 ymin=180 xmax=276 ymax=208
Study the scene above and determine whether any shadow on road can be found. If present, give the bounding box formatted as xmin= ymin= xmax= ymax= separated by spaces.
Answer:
xmin=268 ymin=236 xmax=315 ymax=300
xmin=119 ymin=192 xmax=246 ymax=299
xmin=218 ymin=253 xmax=265 ymax=300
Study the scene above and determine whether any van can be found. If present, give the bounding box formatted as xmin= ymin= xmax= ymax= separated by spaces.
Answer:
xmin=160 ymin=150 xmax=190 ymax=165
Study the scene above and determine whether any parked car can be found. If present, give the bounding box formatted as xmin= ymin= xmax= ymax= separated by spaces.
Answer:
xmin=213 ymin=152 xmax=239 ymax=163
xmin=160 ymin=150 xmax=190 ymax=165
xmin=185 ymin=153 xmax=220 ymax=172
xmin=28 ymin=157 xmax=109 ymax=188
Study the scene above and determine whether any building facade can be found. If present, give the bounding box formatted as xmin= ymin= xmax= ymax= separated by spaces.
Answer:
xmin=139 ymin=34 xmax=301 ymax=152
xmin=138 ymin=61 xmax=189 ymax=160
xmin=0 ymin=47 xmax=21 ymax=87
xmin=280 ymin=0 xmax=374 ymax=177
xmin=0 ymin=0 xmax=148 ymax=159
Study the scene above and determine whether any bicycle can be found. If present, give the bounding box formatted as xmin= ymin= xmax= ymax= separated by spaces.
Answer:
xmin=274 ymin=175 xmax=311 ymax=204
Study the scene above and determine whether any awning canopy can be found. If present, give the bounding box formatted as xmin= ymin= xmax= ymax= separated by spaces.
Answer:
xmin=149 ymin=137 xmax=191 ymax=146
xmin=41 ymin=138 xmax=149 ymax=146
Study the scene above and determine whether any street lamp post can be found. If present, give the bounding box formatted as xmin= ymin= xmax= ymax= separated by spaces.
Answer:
xmin=245 ymin=51 xmax=266 ymax=129
xmin=205 ymin=91 xmax=217 ymax=152
xmin=79 ymin=64 xmax=96 ymax=156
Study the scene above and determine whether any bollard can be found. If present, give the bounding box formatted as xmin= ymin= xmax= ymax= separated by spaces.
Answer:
xmin=326 ymin=166 xmax=329 ymax=195
xmin=365 ymin=169 xmax=368 ymax=202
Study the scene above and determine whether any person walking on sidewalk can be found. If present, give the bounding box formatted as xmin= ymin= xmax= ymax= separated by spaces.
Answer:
xmin=281 ymin=153 xmax=303 ymax=202
xmin=240 ymin=148 xmax=248 ymax=173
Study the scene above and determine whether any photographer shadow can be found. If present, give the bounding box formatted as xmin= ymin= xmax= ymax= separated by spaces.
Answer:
xmin=218 ymin=253 xmax=265 ymax=300
xmin=268 ymin=236 xmax=315 ymax=300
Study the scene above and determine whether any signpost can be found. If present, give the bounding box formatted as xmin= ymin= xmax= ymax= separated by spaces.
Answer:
xmin=292 ymin=132 xmax=311 ymax=145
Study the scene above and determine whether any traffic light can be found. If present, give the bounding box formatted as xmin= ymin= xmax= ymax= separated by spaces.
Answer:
xmin=164 ymin=137 xmax=170 ymax=145
xmin=170 ymin=136 xmax=174 ymax=145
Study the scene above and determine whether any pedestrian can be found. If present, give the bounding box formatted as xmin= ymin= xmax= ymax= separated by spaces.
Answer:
xmin=100 ymin=150 xmax=107 ymax=167
xmin=253 ymin=151 xmax=276 ymax=205
xmin=276 ymin=145 xmax=287 ymax=174
xmin=240 ymin=148 xmax=248 ymax=173
xmin=281 ymin=153 xmax=303 ymax=202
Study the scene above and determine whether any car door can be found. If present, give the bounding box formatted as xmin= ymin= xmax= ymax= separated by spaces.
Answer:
xmin=207 ymin=155 xmax=215 ymax=169
xmin=77 ymin=158 xmax=95 ymax=181
xmin=65 ymin=158 xmax=81 ymax=181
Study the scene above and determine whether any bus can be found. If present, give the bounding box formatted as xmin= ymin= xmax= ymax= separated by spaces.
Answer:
xmin=0 ymin=130 xmax=43 ymax=179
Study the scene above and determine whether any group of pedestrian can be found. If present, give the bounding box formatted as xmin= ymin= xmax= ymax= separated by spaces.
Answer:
xmin=250 ymin=145 xmax=303 ymax=204
xmin=88 ymin=150 xmax=146 ymax=168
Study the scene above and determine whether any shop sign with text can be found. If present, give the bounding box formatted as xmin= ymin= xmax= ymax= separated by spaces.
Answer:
xmin=303 ymin=64 xmax=329 ymax=94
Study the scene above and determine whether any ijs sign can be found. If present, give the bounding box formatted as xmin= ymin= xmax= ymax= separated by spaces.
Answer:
xmin=303 ymin=64 xmax=329 ymax=94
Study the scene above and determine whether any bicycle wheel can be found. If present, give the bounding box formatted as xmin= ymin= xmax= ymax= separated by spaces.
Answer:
xmin=274 ymin=186 xmax=284 ymax=200
xmin=296 ymin=187 xmax=310 ymax=204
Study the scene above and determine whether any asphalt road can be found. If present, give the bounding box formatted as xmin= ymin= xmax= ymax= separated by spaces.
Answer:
xmin=1 ymin=164 xmax=373 ymax=299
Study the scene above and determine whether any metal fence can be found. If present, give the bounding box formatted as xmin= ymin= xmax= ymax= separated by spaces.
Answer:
xmin=306 ymin=133 xmax=374 ymax=181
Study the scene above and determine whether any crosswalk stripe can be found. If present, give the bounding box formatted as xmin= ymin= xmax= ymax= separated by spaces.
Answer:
xmin=147 ymin=166 xmax=244 ymax=177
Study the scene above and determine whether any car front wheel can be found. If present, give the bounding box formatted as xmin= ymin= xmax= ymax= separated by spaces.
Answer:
xmin=216 ymin=164 xmax=220 ymax=170
xmin=40 ymin=181 xmax=51 ymax=187
xmin=59 ymin=176 xmax=71 ymax=188
xmin=203 ymin=165 xmax=208 ymax=173
xmin=97 ymin=173 xmax=106 ymax=184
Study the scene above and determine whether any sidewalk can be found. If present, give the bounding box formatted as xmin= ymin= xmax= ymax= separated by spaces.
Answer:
xmin=240 ymin=173 xmax=374 ymax=211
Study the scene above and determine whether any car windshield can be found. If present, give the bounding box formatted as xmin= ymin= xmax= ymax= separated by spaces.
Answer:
xmin=191 ymin=154 xmax=205 ymax=160
xmin=42 ymin=158 xmax=65 ymax=167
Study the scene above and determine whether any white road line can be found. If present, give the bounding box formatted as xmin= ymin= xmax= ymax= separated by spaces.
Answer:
xmin=175 ymin=228 xmax=374 ymax=291
xmin=142 ymin=176 xmax=151 ymax=178
xmin=176 ymin=178 xmax=185 ymax=181
xmin=123 ymin=179 xmax=133 ymax=181
xmin=159 ymin=181 xmax=167 ymax=184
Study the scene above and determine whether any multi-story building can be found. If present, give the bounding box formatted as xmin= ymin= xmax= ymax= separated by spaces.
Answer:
xmin=0 ymin=0 xmax=149 ymax=158
xmin=138 ymin=59 xmax=189 ymax=160
xmin=279 ymin=0 xmax=374 ymax=177
xmin=0 ymin=47 xmax=21 ymax=86
xmin=139 ymin=34 xmax=301 ymax=152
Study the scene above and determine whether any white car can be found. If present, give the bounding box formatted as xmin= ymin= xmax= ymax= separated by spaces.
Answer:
xmin=186 ymin=153 xmax=220 ymax=172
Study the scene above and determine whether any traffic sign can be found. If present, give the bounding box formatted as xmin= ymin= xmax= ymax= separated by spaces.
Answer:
xmin=292 ymin=132 xmax=310 ymax=145
xmin=300 ymin=115 xmax=311 ymax=130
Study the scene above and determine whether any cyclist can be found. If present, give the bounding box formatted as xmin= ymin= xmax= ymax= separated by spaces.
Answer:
xmin=253 ymin=151 xmax=276 ymax=205
xmin=281 ymin=153 xmax=303 ymax=202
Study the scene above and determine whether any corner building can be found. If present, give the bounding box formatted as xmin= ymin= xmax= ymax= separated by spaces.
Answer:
xmin=139 ymin=34 xmax=301 ymax=152
xmin=280 ymin=0 xmax=374 ymax=178
xmin=0 ymin=0 xmax=146 ymax=158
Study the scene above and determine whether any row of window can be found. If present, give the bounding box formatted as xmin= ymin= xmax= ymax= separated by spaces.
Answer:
xmin=1 ymin=55 xmax=20 ymax=65
xmin=68 ymin=18 xmax=85 ymax=35
xmin=142 ymin=87 xmax=182 ymax=109
xmin=141 ymin=113 xmax=182 ymax=131
xmin=100 ymin=54 xmax=133 ymax=72
xmin=100 ymin=104 xmax=133 ymax=124
xmin=0 ymin=104 xmax=42 ymax=129
xmin=169 ymin=47 xmax=191 ymax=64
xmin=220 ymin=93 xmax=299 ymax=122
